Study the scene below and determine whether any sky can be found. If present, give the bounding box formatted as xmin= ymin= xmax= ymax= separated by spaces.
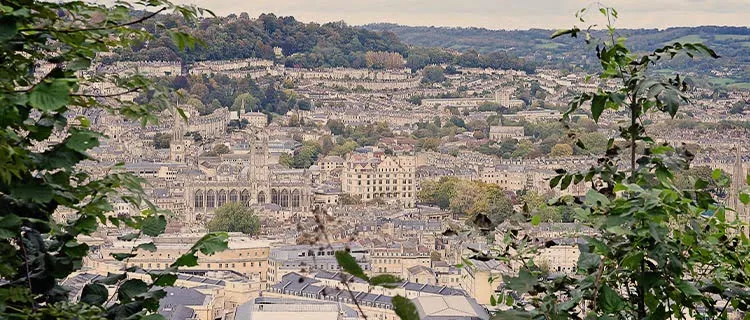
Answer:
xmin=170 ymin=0 xmax=750 ymax=30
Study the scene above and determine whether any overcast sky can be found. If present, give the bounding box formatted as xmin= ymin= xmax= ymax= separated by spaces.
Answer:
xmin=170 ymin=0 xmax=750 ymax=30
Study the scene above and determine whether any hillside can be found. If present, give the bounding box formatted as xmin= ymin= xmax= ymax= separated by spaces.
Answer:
xmin=114 ymin=13 xmax=408 ymax=69
xmin=365 ymin=24 xmax=750 ymax=88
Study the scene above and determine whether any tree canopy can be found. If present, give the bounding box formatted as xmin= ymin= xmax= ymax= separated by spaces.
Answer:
xmin=206 ymin=203 xmax=261 ymax=235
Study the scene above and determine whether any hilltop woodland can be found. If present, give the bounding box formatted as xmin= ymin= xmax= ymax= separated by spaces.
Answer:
xmin=112 ymin=13 xmax=408 ymax=69
xmin=366 ymin=23 xmax=750 ymax=88
xmin=108 ymin=12 xmax=537 ymax=73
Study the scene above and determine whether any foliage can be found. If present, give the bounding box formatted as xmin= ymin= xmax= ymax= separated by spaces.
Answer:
xmin=231 ymin=93 xmax=260 ymax=113
xmin=0 ymin=1 xmax=228 ymax=319
xmin=495 ymin=7 xmax=750 ymax=319
xmin=115 ymin=13 xmax=408 ymax=69
xmin=419 ymin=178 xmax=515 ymax=227
xmin=152 ymin=133 xmax=171 ymax=149
xmin=213 ymin=144 xmax=231 ymax=155
xmin=283 ymin=141 xmax=322 ymax=169
xmin=339 ymin=194 xmax=362 ymax=205
xmin=549 ymin=143 xmax=574 ymax=157
xmin=421 ymin=66 xmax=446 ymax=83
xmin=519 ymin=191 xmax=564 ymax=223
xmin=206 ymin=203 xmax=260 ymax=235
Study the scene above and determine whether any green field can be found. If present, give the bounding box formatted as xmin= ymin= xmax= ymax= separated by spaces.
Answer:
xmin=714 ymin=34 xmax=750 ymax=41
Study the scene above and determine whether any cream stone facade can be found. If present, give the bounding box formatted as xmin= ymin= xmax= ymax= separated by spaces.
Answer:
xmin=489 ymin=125 xmax=526 ymax=141
xmin=370 ymin=246 xmax=431 ymax=278
xmin=92 ymin=234 xmax=271 ymax=280
xmin=342 ymin=152 xmax=417 ymax=207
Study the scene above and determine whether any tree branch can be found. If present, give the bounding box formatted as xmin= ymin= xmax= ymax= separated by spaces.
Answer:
xmin=20 ymin=8 xmax=167 ymax=34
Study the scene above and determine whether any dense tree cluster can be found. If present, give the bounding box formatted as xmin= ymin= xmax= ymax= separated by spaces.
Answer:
xmin=144 ymin=74 xmax=311 ymax=117
xmin=418 ymin=177 xmax=515 ymax=228
xmin=206 ymin=203 xmax=260 ymax=235
xmin=114 ymin=13 xmax=408 ymax=69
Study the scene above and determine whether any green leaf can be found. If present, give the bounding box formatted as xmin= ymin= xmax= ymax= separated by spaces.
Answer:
xmin=490 ymin=294 xmax=497 ymax=306
xmin=550 ymin=175 xmax=563 ymax=188
xmin=0 ymin=16 xmax=18 ymax=42
xmin=599 ymin=285 xmax=625 ymax=313
xmin=80 ymin=283 xmax=109 ymax=306
xmin=531 ymin=215 xmax=541 ymax=226
xmin=11 ymin=183 xmax=54 ymax=203
xmin=505 ymin=294 xmax=514 ymax=306
xmin=118 ymin=279 xmax=149 ymax=302
xmin=172 ymin=253 xmax=198 ymax=267
xmin=584 ymin=189 xmax=609 ymax=206
xmin=676 ymin=280 xmax=702 ymax=297
xmin=621 ymin=252 xmax=644 ymax=269
xmin=561 ymin=174 xmax=573 ymax=190
xmin=577 ymin=251 xmax=601 ymax=272
xmin=192 ymin=232 xmax=229 ymax=255
xmin=29 ymin=79 xmax=71 ymax=112
xmin=591 ymin=94 xmax=608 ymax=122
xmin=550 ymin=28 xmax=580 ymax=39
xmin=65 ymin=129 xmax=100 ymax=153
xmin=95 ymin=272 xmax=126 ymax=285
xmin=152 ymin=273 xmax=178 ymax=287
xmin=0 ymin=214 xmax=22 ymax=230
xmin=111 ymin=253 xmax=137 ymax=261
xmin=369 ymin=274 xmax=401 ymax=288
xmin=491 ymin=310 xmax=532 ymax=319
xmin=141 ymin=215 xmax=167 ymax=237
xmin=393 ymin=295 xmax=419 ymax=320
xmin=712 ymin=169 xmax=722 ymax=181
xmin=335 ymin=250 xmax=368 ymax=281
xmin=740 ymin=193 xmax=750 ymax=206
xmin=117 ymin=232 xmax=140 ymax=241
xmin=503 ymin=269 xmax=535 ymax=294
xmin=136 ymin=242 xmax=157 ymax=252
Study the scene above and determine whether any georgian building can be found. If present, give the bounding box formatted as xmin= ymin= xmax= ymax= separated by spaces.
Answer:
xmin=342 ymin=151 xmax=417 ymax=207
xmin=488 ymin=125 xmax=526 ymax=141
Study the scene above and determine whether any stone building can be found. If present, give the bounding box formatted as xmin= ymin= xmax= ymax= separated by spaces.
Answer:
xmin=184 ymin=128 xmax=313 ymax=223
xmin=342 ymin=151 xmax=417 ymax=207
xmin=488 ymin=124 xmax=526 ymax=141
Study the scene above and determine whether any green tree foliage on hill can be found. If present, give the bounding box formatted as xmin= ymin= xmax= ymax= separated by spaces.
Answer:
xmin=0 ymin=1 xmax=228 ymax=319
xmin=494 ymin=7 xmax=750 ymax=319
xmin=115 ymin=13 xmax=408 ymax=69
xmin=281 ymin=141 xmax=322 ymax=169
xmin=418 ymin=178 xmax=515 ymax=227
xmin=206 ymin=203 xmax=260 ymax=235
xmin=404 ymin=46 xmax=536 ymax=73
xmin=421 ymin=66 xmax=446 ymax=83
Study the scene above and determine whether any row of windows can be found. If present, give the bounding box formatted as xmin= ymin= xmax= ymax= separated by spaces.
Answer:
xmin=349 ymin=173 xmax=414 ymax=179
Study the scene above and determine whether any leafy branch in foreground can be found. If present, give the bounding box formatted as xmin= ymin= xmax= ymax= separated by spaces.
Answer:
xmin=0 ymin=1 xmax=226 ymax=319
xmin=493 ymin=6 xmax=750 ymax=320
